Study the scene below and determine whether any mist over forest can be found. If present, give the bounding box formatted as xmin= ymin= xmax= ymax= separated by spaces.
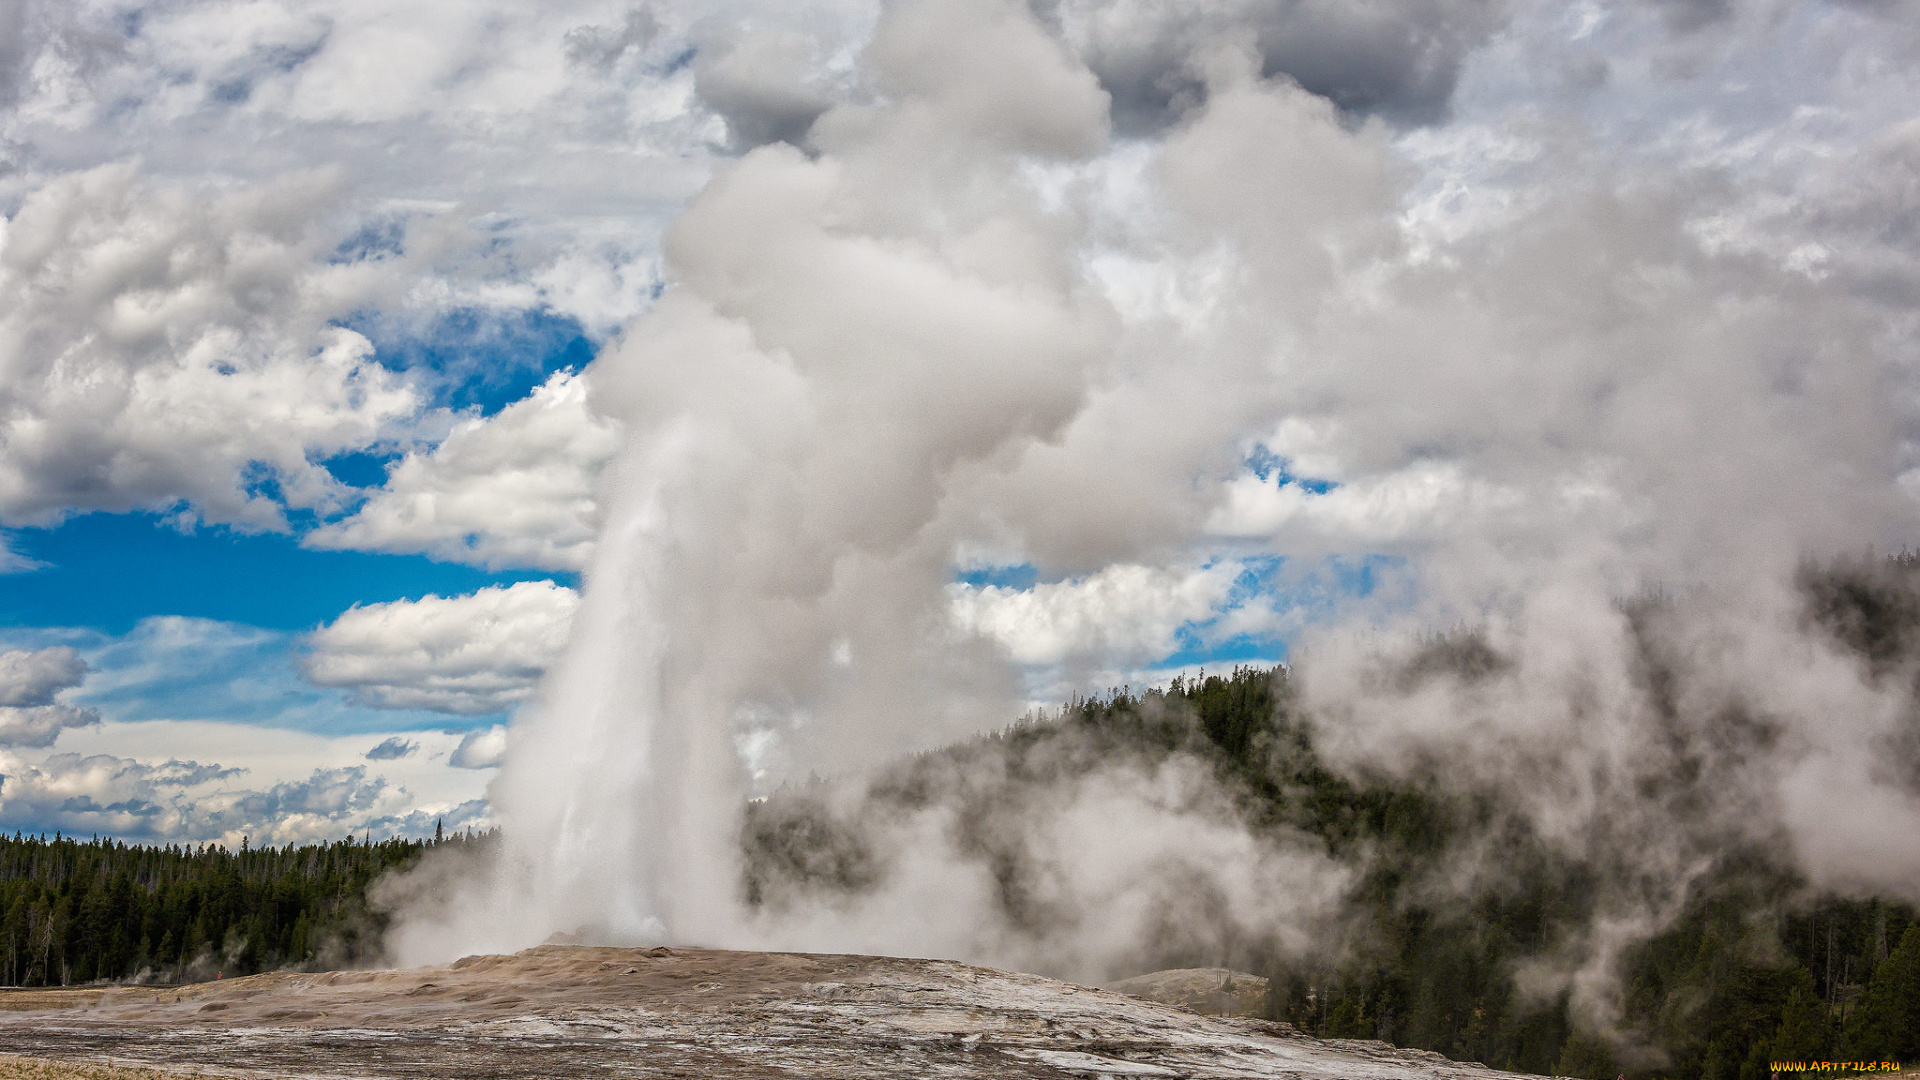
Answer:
xmin=9 ymin=551 xmax=1920 ymax=1079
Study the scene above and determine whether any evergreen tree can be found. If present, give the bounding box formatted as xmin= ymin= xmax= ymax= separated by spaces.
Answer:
xmin=1738 ymin=1038 xmax=1773 ymax=1080
xmin=1769 ymin=976 xmax=1832 ymax=1063
xmin=0 ymin=830 xmax=493 ymax=986
xmin=1845 ymin=925 xmax=1920 ymax=1062
xmin=1553 ymin=1031 xmax=1617 ymax=1080
xmin=1700 ymin=1038 xmax=1734 ymax=1080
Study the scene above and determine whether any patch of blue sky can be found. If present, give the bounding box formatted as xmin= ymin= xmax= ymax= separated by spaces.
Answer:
xmin=346 ymin=305 xmax=598 ymax=418
xmin=1245 ymin=443 xmax=1336 ymax=494
xmin=1160 ymin=553 xmax=1404 ymax=667
xmin=1160 ymin=557 xmax=1291 ymax=667
xmin=332 ymin=214 xmax=408 ymax=264
xmin=0 ymin=512 xmax=569 ymax=635
xmin=952 ymin=563 xmax=1040 ymax=590
xmin=0 ymin=618 xmax=473 ymax=735
xmin=1324 ymin=554 xmax=1393 ymax=599
xmin=1157 ymin=632 xmax=1284 ymax=670
xmin=318 ymin=449 xmax=400 ymax=489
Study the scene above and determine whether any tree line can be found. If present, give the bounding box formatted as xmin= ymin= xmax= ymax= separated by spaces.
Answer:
xmin=0 ymin=827 xmax=486 ymax=986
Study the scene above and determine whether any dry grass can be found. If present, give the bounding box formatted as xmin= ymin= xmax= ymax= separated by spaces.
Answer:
xmin=0 ymin=1056 xmax=208 ymax=1080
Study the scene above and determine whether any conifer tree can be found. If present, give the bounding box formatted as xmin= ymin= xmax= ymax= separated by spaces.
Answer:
xmin=1769 ymin=976 xmax=1832 ymax=1063
xmin=1846 ymin=926 xmax=1920 ymax=1062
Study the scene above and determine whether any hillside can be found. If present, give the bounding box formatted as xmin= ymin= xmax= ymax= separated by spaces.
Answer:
xmin=740 ymin=555 xmax=1920 ymax=1078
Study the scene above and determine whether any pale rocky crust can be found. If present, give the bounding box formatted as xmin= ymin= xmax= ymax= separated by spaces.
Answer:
xmin=0 ymin=946 xmax=1519 ymax=1078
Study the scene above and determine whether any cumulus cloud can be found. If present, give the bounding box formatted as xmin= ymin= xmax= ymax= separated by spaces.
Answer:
xmin=0 ymin=750 xmax=239 ymax=839
xmin=0 ymin=707 xmax=101 ymax=750
xmin=307 ymin=371 xmax=619 ymax=570
xmin=1207 ymin=462 xmax=1522 ymax=545
xmin=368 ymin=797 xmax=493 ymax=840
xmin=949 ymin=563 xmax=1240 ymax=665
xmin=0 ymin=0 xmax=746 ymax=557
xmin=206 ymin=765 xmax=405 ymax=839
xmin=1038 ymin=0 xmax=1512 ymax=132
xmin=0 ymin=747 xmax=425 ymax=846
xmin=0 ymin=0 xmax=729 ymax=332
xmin=694 ymin=29 xmax=837 ymax=151
xmin=449 ymin=726 xmax=507 ymax=769
xmin=365 ymin=736 xmax=419 ymax=761
xmin=0 ymin=163 xmax=420 ymax=531
xmin=303 ymin=581 xmax=579 ymax=714
xmin=0 ymin=646 xmax=98 ymax=748
xmin=0 ymin=646 xmax=87 ymax=706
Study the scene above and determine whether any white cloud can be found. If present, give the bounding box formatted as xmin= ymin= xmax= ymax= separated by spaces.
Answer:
xmin=0 ymin=1 xmax=734 ymax=335
xmin=303 ymin=581 xmax=578 ymax=714
xmin=948 ymin=563 xmax=1241 ymax=666
xmin=0 ymin=749 xmax=242 ymax=840
xmin=449 ymin=725 xmax=507 ymax=769
xmin=0 ymin=717 xmax=503 ymax=845
xmin=0 ymin=163 xmax=422 ymax=531
xmin=0 ymin=749 xmax=410 ymax=846
xmin=45 ymin=718 xmax=496 ymax=835
xmin=307 ymin=371 xmax=619 ymax=570
xmin=1206 ymin=461 xmax=1523 ymax=545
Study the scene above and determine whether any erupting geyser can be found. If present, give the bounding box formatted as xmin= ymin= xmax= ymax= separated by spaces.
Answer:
xmin=384 ymin=0 xmax=1920 ymax=1044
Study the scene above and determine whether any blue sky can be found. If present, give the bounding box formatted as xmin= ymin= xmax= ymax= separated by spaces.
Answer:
xmin=0 ymin=310 xmax=595 ymax=750
xmin=1 ymin=512 xmax=565 ymax=635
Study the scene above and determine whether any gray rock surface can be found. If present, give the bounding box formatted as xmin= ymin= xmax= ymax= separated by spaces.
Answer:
xmin=0 ymin=946 xmax=1514 ymax=1078
xmin=1108 ymin=968 xmax=1271 ymax=1017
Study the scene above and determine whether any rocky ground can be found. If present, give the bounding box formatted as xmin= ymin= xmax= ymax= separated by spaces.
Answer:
xmin=1106 ymin=969 xmax=1271 ymax=1017
xmin=0 ymin=946 xmax=1525 ymax=1079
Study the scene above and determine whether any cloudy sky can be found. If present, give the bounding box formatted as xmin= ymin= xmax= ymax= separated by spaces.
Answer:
xmin=4 ymin=0 xmax=1919 ymax=851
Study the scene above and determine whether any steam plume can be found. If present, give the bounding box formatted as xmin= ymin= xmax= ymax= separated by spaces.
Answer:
xmin=385 ymin=0 xmax=1920 ymax=1024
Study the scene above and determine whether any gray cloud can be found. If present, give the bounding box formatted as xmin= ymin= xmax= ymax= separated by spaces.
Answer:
xmin=0 ymin=705 xmax=100 ymax=749
xmin=693 ymin=31 xmax=836 ymax=150
xmin=0 ymin=646 xmax=87 ymax=706
xmin=222 ymin=766 xmax=392 ymax=821
xmin=1646 ymin=0 xmax=1733 ymax=33
xmin=0 ymin=7 xmax=28 ymax=113
xmin=1036 ymin=0 xmax=1512 ymax=133
xmin=0 ymin=750 xmax=253 ymax=842
xmin=365 ymin=737 xmax=420 ymax=761
xmin=0 ymin=646 xmax=97 ymax=748
xmin=565 ymin=6 xmax=661 ymax=71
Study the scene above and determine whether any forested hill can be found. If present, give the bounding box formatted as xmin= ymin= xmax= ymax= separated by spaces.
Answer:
xmin=0 ymin=830 xmax=484 ymax=986
xmin=743 ymin=554 xmax=1920 ymax=1080
xmin=745 ymin=665 xmax=1920 ymax=1080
